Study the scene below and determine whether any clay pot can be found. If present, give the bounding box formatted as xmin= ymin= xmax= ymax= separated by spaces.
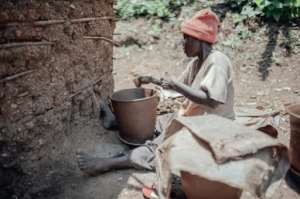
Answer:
xmin=181 ymin=171 xmax=242 ymax=199
xmin=111 ymin=88 xmax=159 ymax=145
xmin=287 ymin=104 xmax=300 ymax=172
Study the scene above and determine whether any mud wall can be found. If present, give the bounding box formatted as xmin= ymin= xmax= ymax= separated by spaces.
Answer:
xmin=0 ymin=0 xmax=115 ymax=198
xmin=0 ymin=1 xmax=115 ymax=193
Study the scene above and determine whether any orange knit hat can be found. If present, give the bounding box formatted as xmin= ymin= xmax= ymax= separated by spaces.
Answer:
xmin=181 ymin=9 xmax=220 ymax=44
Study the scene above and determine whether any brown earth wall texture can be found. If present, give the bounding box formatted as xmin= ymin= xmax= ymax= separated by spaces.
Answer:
xmin=0 ymin=0 xmax=115 ymax=165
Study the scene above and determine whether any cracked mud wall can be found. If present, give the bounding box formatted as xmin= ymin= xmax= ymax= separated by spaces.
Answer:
xmin=0 ymin=1 xmax=115 ymax=196
xmin=0 ymin=0 xmax=115 ymax=146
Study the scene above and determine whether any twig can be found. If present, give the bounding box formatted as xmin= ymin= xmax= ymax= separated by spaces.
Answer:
xmin=66 ymin=102 xmax=73 ymax=136
xmin=71 ymin=17 xmax=116 ymax=23
xmin=1 ymin=17 xmax=117 ymax=27
xmin=33 ymin=19 xmax=65 ymax=26
xmin=0 ymin=70 xmax=34 ymax=83
xmin=83 ymin=36 xmax=120 ymax=47
xmin=236 ymin=110 xmax=280 ymax=117
xmin=91 ymin=90 xmax=100 ymax=118
xmin=0 ymin=41 xmax=53 ymax=49
xmin=68 ymin=78 xmax=102 ymax=99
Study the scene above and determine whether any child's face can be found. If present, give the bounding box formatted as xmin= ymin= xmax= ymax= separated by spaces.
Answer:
xmin=183 ymin=34 xmax=202 ymax=57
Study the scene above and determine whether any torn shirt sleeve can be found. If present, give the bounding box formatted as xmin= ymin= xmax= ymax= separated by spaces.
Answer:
xmin=200 ymin=63 xmax=229 ymax=104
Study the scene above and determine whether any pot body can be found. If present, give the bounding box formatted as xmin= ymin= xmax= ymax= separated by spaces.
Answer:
xmin=287 ymin=104 xmax=300 ymax=172
xmin=111 ymin=88 xmax=159 ymax=145
xmin=181 ymin=171 xmax=242 ymax=199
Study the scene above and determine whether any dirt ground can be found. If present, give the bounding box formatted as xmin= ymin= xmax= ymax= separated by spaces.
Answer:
xmin=3 ymin=3 xmax=300 ymax=199
xmin=110 ymin=5 xmax=300 ymax=199
xmin=41 ymin=6 xmax=300 ymax=199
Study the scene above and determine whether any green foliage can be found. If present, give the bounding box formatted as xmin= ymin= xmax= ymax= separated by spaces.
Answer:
xmin=225 ymin=0 xmax=300 ymax=21
xmin=226 ymin=0 xmax=254 ymax=10
xmin=222 ymin=24 xmax=253 ymax=48
xmin=255 ymin=0 xmax=300 ymax=21
xmin=116 ymin=0 xmax=194 ymax=19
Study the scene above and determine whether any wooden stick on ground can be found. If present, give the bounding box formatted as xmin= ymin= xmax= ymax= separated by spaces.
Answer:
xmin=0 ymin=41 xmax=53 ymax=49
xmin=0 ymin=70 xmax=34 ymax=83
xmin=83 ymin=36 xmax=120 ymax=47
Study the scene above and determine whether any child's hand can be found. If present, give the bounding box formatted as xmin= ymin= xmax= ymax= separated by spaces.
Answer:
xmin=160 ymin=78 xmax=176 ymax=90
xmin=133 ymin=76 xmax=153 ymax=87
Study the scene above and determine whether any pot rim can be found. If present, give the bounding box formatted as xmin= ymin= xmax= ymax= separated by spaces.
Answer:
xmin=287 ymin=103 xmax=300 ymax=120
xmin=110 ymin=88 xmax=159 ymax=103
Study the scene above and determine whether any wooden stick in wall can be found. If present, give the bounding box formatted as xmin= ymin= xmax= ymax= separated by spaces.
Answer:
xmin=83 ymin=36 xmax=120 ymax=47
xmin=0 ymin=41 xmax=53 ymax=49
xmin=0 ymin=70 xmax=35 ymax=83
xmin=1 ymin=16 xmax=117 ymax=27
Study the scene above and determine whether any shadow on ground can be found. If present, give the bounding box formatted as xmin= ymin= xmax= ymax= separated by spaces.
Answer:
xmin=286 ymin=170 xmax=300 ymax=194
